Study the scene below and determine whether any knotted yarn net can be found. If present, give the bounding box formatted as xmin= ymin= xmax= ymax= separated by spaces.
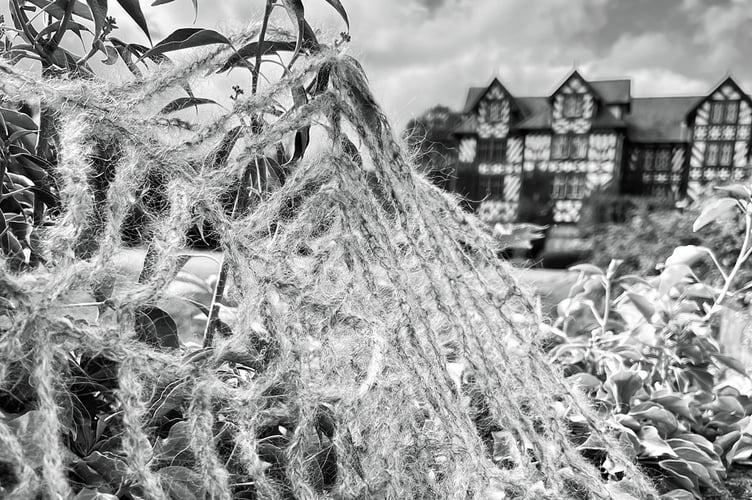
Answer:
xmin=0 ymin=27 xmax=657 ymax=499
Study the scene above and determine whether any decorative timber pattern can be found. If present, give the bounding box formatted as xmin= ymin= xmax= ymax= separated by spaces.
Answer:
xmin=454 ymin=72 xmax=752 ymax=230
xmin=551 ymin=74 xmax=595 ymax=135
xmin=689 ymin=79 xmax=752 ymax=194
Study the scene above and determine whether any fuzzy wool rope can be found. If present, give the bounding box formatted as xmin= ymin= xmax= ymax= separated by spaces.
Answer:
xmin=0 ymin=27 xmax=659 ymax=499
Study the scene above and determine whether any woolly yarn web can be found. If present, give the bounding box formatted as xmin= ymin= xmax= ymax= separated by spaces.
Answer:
xmin=0 ymin=28 xmax=657 ymax=499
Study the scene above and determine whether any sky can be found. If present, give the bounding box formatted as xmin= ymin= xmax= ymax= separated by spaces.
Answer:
xmin=5 ymin=0 xmax=752 ymax=130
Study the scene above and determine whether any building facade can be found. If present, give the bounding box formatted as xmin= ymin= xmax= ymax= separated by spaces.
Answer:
xmin=453 ymin=71 xmax=752 ymax=229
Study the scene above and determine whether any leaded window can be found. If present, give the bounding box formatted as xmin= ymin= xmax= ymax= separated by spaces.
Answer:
xmin=552 ymin=173 xmax=586 ymax=200
xmin=563 ymin=95 xmax=585 ymax=118
xmin=706 ymin=141 xmax=735 ymax=167
xmin=623 ymin=145 xmax=677 ymax=197
xmin=571 ymin=135 xmax=588 ymax=159
xmin=477 ymin=139 xmax=506 ymax=163
xmin=481 ymin=175 xmax=505 ymax=200
xmin=710 ymin=101 xmax=741 ymax=125
xmin=551 ymin=134 xmax=588 ymax=160
xmin=655 ymin=148 xmax=671 ymax=171
xmin=726 ymin=102 xmax=739 ymax=123
xmin=487 ymin=100 xmax=504 ymax=122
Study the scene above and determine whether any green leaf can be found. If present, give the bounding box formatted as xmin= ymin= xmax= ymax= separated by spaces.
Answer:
xmin=638 ymin=426 xmax=677 ymax=459
xmin=148 ymin=378 xmax=188 ymax=424
xmin=660 ymin=489 xmax=695 ymax=500
xmin=693 ymin=197 xmax=738 ymax=232
xmin=115 ymin=0 xmax=151 ymax=43
xmin=568 ymin=263 xmax=603 ymax=276
xmin=0 ymin=108 xmax=37 ymax=131
xmin=626 ymin=292 xmax=655 ymax=322
xmin=84 ymin=0 xmax=108 ymax=39
xmin=658 ymin=459 xmax=699 ymax=493
xmin=280 ymin=0 xmax=305 ymax=56
xmin=567 ymin=372 xmax=602 ymax=391
xmin=153 ymin=421 xmax=194 ymax=466
xmin=659 ymin=264 xmax=693 ymax=296
xmin=135 ymin=306 xmax=180 ymax=349
xmin=6 ymin=411 xmax=47 ymax=468
xmin=141 ymin=28 xmax=233 ymax=60
xmin=27 ymin=0 xmax=94 ymax=21
xmin=714 ymin=183 xmax=751 ymax=200
xmin=651 ymin=394 xmax=695 ymax=422
xmin=711 ymin=353 xmax=749 ymax=377
xmin=216 ymin=40 xmax=297 ymax=73
xmin=714 ymin=430 xmax=741 ymax=455
xmin=152 ymin=0 xmax=198 ymax=20
xmin=160 ymin=97 xmax=219 ymax=114
xmin=605 ymin=370 xmax=642 ymax=412
xmin=728 ymin=433 xmax=752 ymax=464
xmin=665 ymin=245 xmax=709 ymax=267
xmin=630 ymin=404 xmax=678 ymax=435
xmin=83 ymin=451 xmax=129 ymax=486
xmin=159 ymin=466 xmax=202 ymax=500
xmin=673 ymin=433 xmax=716 ymax=457
xmin=321 ymin=0 xmax=349 ymax=29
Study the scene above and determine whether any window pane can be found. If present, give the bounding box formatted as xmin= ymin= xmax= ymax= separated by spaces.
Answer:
xmin=552 ymin=135 xmax=567 ymax=159
xmin=477 ymin=140 xmax=488 ymax=162
xmin=567 ymin=175 xmax=578 ymax=199
xmin=563 ymin=96 xmax=574 ymax=117
xmin=492 ymin=139 xmax=506 ymax=162
xmin=711 ymin=102 xmax=724 ymax=124
xmin=563 ymin=96 xmax=583 ymax=118
xmin=574 ymin=96 xmax=584 ymax=117
xmin=643 ymin=149 xmax=654 ymax=171
xmin=720 ymin=142 xmax=734 ymax=166
xmin=488 ymin=101 xmax=503 ymax=122
xmin=572 ymin=136 xmax=588 ymax=159
xmin=552 ymin=175 xmax=565 ymax=199
xmin=707 ymin=143 xmax=720 ymax=166
xmin=656 ymin=149 xmax=670 ymax=171
xmin=726 ymin=102 xmax=739 ymax=123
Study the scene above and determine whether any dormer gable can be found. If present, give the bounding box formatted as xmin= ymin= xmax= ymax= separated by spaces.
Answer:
xmin=550 ymin=70 xmax=601 ymax=123
xmin=463 ymin=78 xmax=520 ymax=115
xmin=686 ymin=74 xmax=752 ymax=126
xmin=461 ymin=77 xmax=522 ymax=139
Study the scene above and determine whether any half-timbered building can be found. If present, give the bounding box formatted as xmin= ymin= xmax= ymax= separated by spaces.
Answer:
xmin=452 ymin=71 xmax=752 ymax=238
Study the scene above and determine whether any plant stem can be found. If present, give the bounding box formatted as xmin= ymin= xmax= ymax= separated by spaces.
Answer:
xmin=713 ymin=210 xmax=752 ymax=310
xmin=602 ymin=276 xmax=611 ymax=336
xmin=203 ymin=0 xmax=275 ymax=348
xmin=252 ymin=0 xmax=273 ymax=96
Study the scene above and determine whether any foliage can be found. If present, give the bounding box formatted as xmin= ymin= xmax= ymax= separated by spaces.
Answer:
xmin=2 ymin=2 xmax=354 ymax=498
xmin=580 ymin=191 xmax=748 ymax=286
xmin=548 ymin=183 xmax=752 ymax=499
xmin=0 ymin=101 xmax=50 ymax=269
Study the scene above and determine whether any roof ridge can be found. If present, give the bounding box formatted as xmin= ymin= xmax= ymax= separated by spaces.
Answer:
xmin=589 ymin=78 xmax=631 ymax=82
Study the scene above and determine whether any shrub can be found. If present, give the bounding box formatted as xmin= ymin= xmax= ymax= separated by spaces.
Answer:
xmin=580 ymin=192 xmax=748 ymax=287
xmin=549 ymin=183 xmax=752 ymax=499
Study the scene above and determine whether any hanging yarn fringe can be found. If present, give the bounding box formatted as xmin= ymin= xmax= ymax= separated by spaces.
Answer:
xmin=0 ymin=27 xmax=657 ymax=499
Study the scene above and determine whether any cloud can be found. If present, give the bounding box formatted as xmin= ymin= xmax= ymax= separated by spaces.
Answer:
xmin=9 ymin=0 xmax=752 ymax=131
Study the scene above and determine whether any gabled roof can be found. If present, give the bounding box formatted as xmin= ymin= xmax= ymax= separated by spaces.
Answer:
xmin=625 ymin=96 xmax=702 ymax=142
xmin=590 ymin=79 xmax=631 ymax=104
xmin=463 ymin=87 xmax=485 ymax=113
xmin=454 ymin=114 xmax=478 ymax=135
xmin=461 ymin=77 xmax=519 ymax=114
xmin=511 ymin=97 xmax=550 ymax=130
xmin=591 ymin=107 xmax=627 ymax=129
xmin=686 ymin=75 xmax=752 ymax=118
xmin=549 ymin=69 xmax=602 ymax=103
xmin=454 ymin=71 xmax=750 ymax=141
